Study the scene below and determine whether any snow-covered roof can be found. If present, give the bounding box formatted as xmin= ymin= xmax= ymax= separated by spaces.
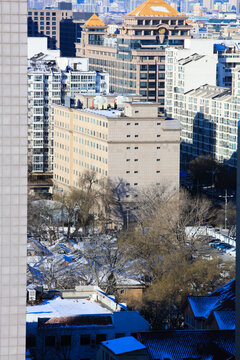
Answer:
xmin=212 ymin=310 xmax=235 ymax=330
xmin=26 ymin=296 xmax=112 ymax=323
xmin=102 ymin=336 xmax=146 ymax=355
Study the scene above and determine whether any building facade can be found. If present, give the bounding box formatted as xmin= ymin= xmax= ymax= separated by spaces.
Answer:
xmin=28 ymin=54 xmax=109 ymax=175
xmin=76 ymin=0 xmax=191 ymax=113
xmin=166 ymin=62 xmax=240 ymax=168
xmin=53 ymin=97 xmax=180 ymax=196
xmin=27 ymin=8 xmax=73 ymax=49
xmin=0 ymin=0 xmax=28 ymax=358
xmin=26 ymin=286 xmax=150 ymax=360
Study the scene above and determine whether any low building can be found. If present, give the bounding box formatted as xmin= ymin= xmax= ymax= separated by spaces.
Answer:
xmin=182 ymin=279 xmax=235 ymax=330
xmin=53 ymin=99 xmax=180 ymax=196
xmin=97 ymin=336 xmax=149 ymax=360
xmin=26 ymin=286 xmax=150 ymax=360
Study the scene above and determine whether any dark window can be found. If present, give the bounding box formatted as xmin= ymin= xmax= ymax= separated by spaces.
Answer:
xmin=138 ymin=20 xmax=143 ymax=25
xmin=45 ymin=336 xmax=55 ymax=347
xmin=61 ymin=335 xmax=71 ymax=346
xmin=28 ymin=12 xmax=32 ymax=15
xmin=52 ymin=12 xmax=56 ymax=16
xmin=80 ymin=334 xmax=91 ymax=345
xmin=96 ymin=334 xmax=107 ymax=344
xmin=131 ymin=333 xmax=138 ymax=338
xmin=26 ymin=336 xmax=36 ymax=348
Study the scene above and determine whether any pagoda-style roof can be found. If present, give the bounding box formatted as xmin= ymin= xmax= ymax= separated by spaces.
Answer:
xmin=84 ymin=14 xmax=106 ymax=27
xmin=128 ymin=0 xmax=182 ymax=17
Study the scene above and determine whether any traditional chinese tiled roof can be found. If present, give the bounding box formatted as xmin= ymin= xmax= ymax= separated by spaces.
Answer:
xmin=128 ymin=0 xmax=182 ymax=17
xmin=84 ymin=14 xmax=106 ymax=27
xmin=138 ymin=330 xmax=235 ymax=360
xmin=211 ymin=311 xmax=235 ymax=330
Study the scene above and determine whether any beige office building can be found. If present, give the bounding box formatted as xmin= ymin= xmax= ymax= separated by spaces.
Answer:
xmin=53 ymin=97 xmax=180 ymax=197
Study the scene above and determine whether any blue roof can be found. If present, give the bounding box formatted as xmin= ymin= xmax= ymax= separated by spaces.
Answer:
xmin=186 ymin=280 xmax=235 ymax=320
xmin=102 ymin=336 xmax=146 ymax=355
xmin=213 ymin=311 xmax=235 ymax=330
xmin=188 ymin=297 xmax=219 ymax=318
xmin=139 ymin=330 xmax=235 ymax=360
xmin=58 ymin=243 xmax=71 ymax=253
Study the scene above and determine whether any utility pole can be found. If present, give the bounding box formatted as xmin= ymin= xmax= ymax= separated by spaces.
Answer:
xmin=225 ymin=189 xmax=228 ymax=230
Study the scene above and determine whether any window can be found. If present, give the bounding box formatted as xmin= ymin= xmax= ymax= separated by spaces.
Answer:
xmin=134 ymin=183 xmax=138 ymax=186
xmin=156 ymin=159 xmax=160 ymax=161
xmin=135 ymin=123 xmax=139 ymax=125
xmin=135 ymin=135 xmax=138 ymax=138
xmin=134 ymin=147 xmax=138 ymax=149
xmin=126 ymin=183 xmax=130 ymax=186
xmin=156 ymin=170 xmax=160 ymax=173
xmin=134 ymin=159 xmax=138 ymax=162
xmin=126 ymin=159 xmax=130 ymax=162
xmin=45 ymin=336 xmax=55 ymax=347
xmin=126 ymin=171 xmax=130 ymax=173
xmin=96 ymin=334 xmax=106 ymax=344
xmin=157 ymin=146 xmax=160 ymax=149
xmin=134 ymin=171 xmax=138 ymax=173
xmin=126 ymin=147 xmax=130 ymax=149
xmin=80 ymin=334 xmax=91 ymax=345
xmin=26 ymin=336 xmax=36 ymax=348
xmin=127 ymin=135 xmax=130 ymax=138
xmin=157 ymin=135 xmax=161 ymax=137
xmin=126 ymin=122 xmax=130 ymax=125
xmin=115 ymin=333 xmax=125 ymax=338
xmin=61 ymin=335 xmax=71 ymax=346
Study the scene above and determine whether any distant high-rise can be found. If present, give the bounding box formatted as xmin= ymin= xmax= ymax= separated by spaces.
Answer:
xmin=203 ymin=0 xmax=214 ymax=10
xmin=76 ymin=0 xmax=191 ymax=113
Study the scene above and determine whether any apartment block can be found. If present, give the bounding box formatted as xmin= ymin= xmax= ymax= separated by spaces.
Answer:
xmin=165 ymin=47 xmax=217 ymax=118
xmin=28 ymin=53 xmax=109 ymax=176
xmin=53 ymin=97 xmax=180 ymax=197
xmin=0 ymin=0 xmax=28 ymax=359
xmin=168 ymin=67 xmax=240 ymax=167
xmin=76 ymin=0 xmax=191 ymax=113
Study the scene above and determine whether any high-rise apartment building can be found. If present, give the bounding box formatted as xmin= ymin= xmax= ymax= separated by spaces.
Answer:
xmin=52 ymin=96 xmax=180 ymax=195
xmin=27 ymin=8 xmax=73 ymax=49
xmin=165 ymin=47 xmax=217 ymax=118
xmin=76 ymin=0 xmax=191 ymax=113
xmin=0 ymin=0 xmax=27 ymax=359
xmin=28 ymin=54 xmax=109 ymax=175
xmin=166 ymin=60 xmax=240 ymax=168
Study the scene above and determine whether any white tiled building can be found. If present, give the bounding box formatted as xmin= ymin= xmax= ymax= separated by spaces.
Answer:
xmin=0 ymin=0 xmax=28 ymax=359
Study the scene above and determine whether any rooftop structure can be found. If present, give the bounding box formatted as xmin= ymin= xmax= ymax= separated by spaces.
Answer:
xmin=98 ymin=336 xmax=148 ymax=360
xmin=128 ymin=0 xmax=182 ymax=17
xmin=26 ymin=286 xmax=150 ymax=360
xmin=85 ymin=13 xmax=106 ymax=27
